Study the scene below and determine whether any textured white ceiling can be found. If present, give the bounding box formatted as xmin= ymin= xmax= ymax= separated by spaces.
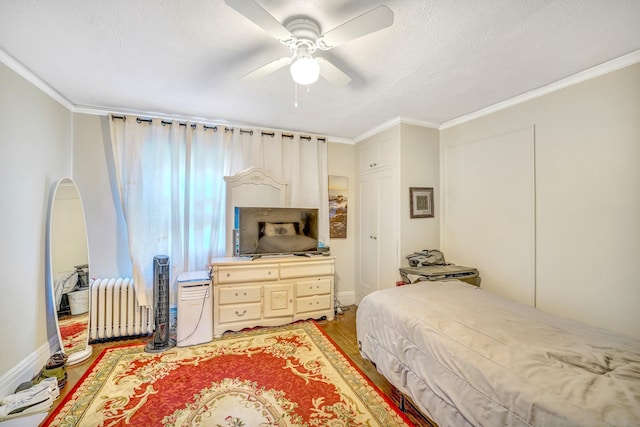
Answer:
xmin=1 ymin=0 xmax=639 ymax=140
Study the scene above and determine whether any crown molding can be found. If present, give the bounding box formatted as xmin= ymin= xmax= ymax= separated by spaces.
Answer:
xmin=70 ymin=103 xmax=357 ymax=144
xmin=5 ymin=46 xmax=638 ymax=141
xmin=397 ymin=116 xmax=441 ymax=130
xmin=77 ymin=104 xmax=343 ymax=144
xmin=73 ymin=104 xmax=235 ymax=127
xmin=0 ymin=55 xmax=344 ymax=143
xmin=353 ymin=117 xmax=400 ymax=143
xmin=326 ymin=136 xmax=355 ymax=145
xmin=0 ymin=48 xmax=74 ymax=111
xmin=440 ymin=49 xmax=640 ymax=130
xmin=354 ymin=116 xmax=439 ymax=143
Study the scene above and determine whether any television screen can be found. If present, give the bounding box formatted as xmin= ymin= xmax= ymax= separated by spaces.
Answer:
xmin=235 ymin=207 xmax=319 ymax=257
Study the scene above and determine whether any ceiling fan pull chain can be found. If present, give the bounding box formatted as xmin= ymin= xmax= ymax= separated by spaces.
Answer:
xmin=294 ymin=83 xmax=299 ymax=108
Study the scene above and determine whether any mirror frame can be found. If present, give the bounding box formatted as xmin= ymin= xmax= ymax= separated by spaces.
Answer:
xmin=47 ymin=177 xmax=92 ymax=365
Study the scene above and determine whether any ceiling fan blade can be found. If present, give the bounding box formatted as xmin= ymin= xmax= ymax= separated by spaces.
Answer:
xmin=317 ymin=5 xmax=394 ymax=50
xmin=317 ymin=57 xmax=351 ymax=86
xmin=225 ymin=0 xmax=294 ymax=43
xmin=241 ymin=56 xmax=292 ymax=80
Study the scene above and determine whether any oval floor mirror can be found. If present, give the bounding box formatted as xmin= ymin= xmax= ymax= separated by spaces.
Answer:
xmin=47 ymin=177 xmax=92 ymax=365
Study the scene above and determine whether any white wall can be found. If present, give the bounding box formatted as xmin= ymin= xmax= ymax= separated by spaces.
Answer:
xmin=442 ymin=127 xmax=536 ymax=305
xmin=441 ymin=63 xmax=640 ymax=339
xmin=399 ymin=124 xmax=440 ymax=264
xmin=0 ymin=62 xmax=72 ymax=390
xmin=327 ymin=142 xmax=356 ymax=305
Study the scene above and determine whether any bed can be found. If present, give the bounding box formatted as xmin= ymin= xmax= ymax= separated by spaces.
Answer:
xmin=356 ymin=280 xmax=640 ymax=427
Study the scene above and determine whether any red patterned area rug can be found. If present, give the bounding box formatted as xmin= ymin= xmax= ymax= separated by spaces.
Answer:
xmin=43 ymin=321 xmax=413 ymax=426
xmin=58 ymin=313 xmax=89 ymax=355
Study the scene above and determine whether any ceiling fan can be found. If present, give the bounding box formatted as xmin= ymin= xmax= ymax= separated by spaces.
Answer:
xmin=225 ymin=0 xmax=394 ymax=87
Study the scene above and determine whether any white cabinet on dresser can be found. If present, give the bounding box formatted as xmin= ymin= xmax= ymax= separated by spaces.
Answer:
xmin=263 ymin=283 xmax=294 ymax=318
xmin=211 ymin=256 xmax=335 ymax=337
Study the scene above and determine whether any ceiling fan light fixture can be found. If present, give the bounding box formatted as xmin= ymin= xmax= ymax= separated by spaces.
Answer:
xmin=290 ymin=55 xmax=320 ymax=85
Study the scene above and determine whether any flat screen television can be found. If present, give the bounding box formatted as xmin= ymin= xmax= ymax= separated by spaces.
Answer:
xmin=234 ymin=207 xmax=319 ymax=257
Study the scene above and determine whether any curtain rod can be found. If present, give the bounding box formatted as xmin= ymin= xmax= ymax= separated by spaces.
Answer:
xmin=111 ymin=115 xmax=326 ymax=142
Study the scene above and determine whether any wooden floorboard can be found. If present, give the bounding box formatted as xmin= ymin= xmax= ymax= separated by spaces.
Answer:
xmin=317 ymin=306 xmax=435 ymax=427
xmin=44 ymin=305 xmax=435 ymax=426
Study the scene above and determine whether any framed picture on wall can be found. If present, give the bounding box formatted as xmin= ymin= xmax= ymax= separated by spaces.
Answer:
xmin=328 ymin=175 xmax=348 ymax=238
xmin=410 ymin=187 xmax=434 ymax=218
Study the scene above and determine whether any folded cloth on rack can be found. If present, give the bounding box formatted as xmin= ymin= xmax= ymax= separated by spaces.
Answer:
xmin=406 ymin=273 xmax=425 ymax=284
xmin=406 ymin=249 xmax=446 ymax=267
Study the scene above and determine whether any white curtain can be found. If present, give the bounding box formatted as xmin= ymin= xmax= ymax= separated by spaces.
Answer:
xmin=109 ymin=115 xmax=328 ymax=307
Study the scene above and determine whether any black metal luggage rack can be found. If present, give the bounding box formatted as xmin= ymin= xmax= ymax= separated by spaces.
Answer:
xmin=399 ymin=264 xmax=480 ymax=287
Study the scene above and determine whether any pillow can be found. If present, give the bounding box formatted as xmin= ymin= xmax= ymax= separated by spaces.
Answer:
xmin=263 ymin=222 xmax=297 ymax=237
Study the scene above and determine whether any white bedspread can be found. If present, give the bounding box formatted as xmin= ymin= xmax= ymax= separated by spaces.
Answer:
xmin=357 ymin=281 xmax=640 ymax=427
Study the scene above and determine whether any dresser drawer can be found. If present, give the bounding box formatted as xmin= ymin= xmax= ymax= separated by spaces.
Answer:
xmin=296 ymin=295 xmax=332 ymax=314
xmin=217 ymin=265 xmax=277 ymax=284
xmin=218 ymin=285 xmax=261 ymax=304
xmin=218 ymin=303 xmax=262 ymax=323
xmin=280 ymin=260 xmax=333 ymax=279
xmin=296 ymin=278 xmax=332 ymax=297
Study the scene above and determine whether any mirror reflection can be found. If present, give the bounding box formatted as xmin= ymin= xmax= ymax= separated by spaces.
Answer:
xmin=49 ymin=178 xmax=92 ymax=364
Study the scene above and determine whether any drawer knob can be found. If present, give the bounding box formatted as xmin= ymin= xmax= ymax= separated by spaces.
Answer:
xmin=235 ymin=309 xmax=247 ymax=317
xmin=226 ymin=273 xmax=230 ymax=277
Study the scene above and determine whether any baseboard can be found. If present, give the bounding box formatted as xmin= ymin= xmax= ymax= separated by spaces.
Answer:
xmin=335 ymin=291 xmax=355 ymax=307
xmin=0 ymin=337 xmax=55 ymax=399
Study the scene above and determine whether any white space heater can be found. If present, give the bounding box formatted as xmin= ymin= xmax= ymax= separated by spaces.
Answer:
xmin=145 ymin=255 xmax=176 ymax=353
xmin=177 ymin=271 xmax=213 ymax=347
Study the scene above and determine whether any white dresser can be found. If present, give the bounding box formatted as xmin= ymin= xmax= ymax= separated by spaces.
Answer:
xmin=210 ymin=255 xmax=335 ymax=337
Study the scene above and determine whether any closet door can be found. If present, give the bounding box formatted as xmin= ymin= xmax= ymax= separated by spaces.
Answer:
xmin=376 ymin=170 xmax=399 ymax=290
xmin=358 ymin=175 xmax=379 ymax=302
xmin=357 ymin=169 xmax=399 ymax=302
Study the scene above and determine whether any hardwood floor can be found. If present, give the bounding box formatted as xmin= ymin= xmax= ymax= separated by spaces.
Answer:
xmin=46 ymin=305 xmax=434 ymax=426
xmin=318 ymin=306 xmax=394 ymax=394
xmin=317 ymin=306 xmax=435 ymax=427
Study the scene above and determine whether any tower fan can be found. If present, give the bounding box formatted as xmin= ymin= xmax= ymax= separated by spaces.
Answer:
xmin=145 ymin=255 xmax=176 ymax=353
